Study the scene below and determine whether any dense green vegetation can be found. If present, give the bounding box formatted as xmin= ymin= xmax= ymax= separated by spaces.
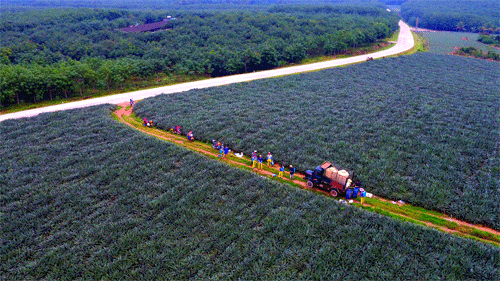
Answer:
xmin=3 ymin=0 xmax=400 ymax=10
xmin=401 ymin=0 xmax=500 ymax=32
xmin=453 ymin=47 xmax=500 ymax=61
xmin=416 ymin=31 xmax=500 ymax=55
xmin=478 ymin=34 xmax=500 ymax=48
xmin=0 ymin=6 xmax=398 ymax=108
xmin=1 ymin=105 xmax=499 ymax=279
xmin=134 ymin=53 xmax=500 ymax=231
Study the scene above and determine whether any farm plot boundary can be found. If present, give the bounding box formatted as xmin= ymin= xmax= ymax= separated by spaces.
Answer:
xmin=114 ymin=103 xmax=500 ymax=247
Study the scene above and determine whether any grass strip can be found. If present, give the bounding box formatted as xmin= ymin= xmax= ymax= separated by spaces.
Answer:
xmin=366 ymin=197 xmax=446 ymax=217
xmin=363 ymin=198 xmax=500 ymax=244
xmin=359 ymin=205 xmax=427 ymax=227
xmin=364 ymin=198 xmax=460 ymax=228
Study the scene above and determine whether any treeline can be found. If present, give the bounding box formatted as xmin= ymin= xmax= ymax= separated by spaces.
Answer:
xmin=401 ymin=0 xmax=499 ymax=33
xmin=478 ymin=34 xmax=500 ymax=47
xmin=0 ymin=58 xmax=165 ymax=106
xmin=0 ymin=6 xmax=398 ymax=107
xmin=453 ymin=47 xmax=500 ymax=61
xmin=3 ymin=0 xmax=400 ymax=10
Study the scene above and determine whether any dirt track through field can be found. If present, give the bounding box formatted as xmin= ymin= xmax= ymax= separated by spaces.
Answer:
xmin=115 ymin=104 xmax=500 ymax=247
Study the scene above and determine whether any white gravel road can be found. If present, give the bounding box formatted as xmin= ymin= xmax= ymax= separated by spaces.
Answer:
xmin=0 ymin=20 xmax=414 ymax=122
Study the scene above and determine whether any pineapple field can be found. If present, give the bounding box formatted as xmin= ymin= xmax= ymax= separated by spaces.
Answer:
xmin=1 ymin=105 xmax=499 ymax=279
xmin=134 ymin=53 xmax=500 ymax=231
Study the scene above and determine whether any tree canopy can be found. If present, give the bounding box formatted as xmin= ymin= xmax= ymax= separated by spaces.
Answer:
xmin=0 ymin=6 xmax=398 ymax=108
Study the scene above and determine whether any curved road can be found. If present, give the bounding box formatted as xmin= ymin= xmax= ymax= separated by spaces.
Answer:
xmin=0 ymin=21 xmax=414 ymax=121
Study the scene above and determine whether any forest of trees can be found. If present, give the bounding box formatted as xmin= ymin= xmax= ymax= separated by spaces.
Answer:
xmin=0 ymin=6 xmax=398 ymax=108
xmin=401 ymin=0 xmax=500 ymax=33
xmin=3 ymin=0 xmax=403 ymax=10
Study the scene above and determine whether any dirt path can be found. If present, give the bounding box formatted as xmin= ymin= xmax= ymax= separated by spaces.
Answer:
xmin=115 ymin=103 xmax=500 ymax=246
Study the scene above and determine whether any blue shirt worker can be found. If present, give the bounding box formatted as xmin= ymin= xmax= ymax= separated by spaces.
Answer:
xmin=218 ymin=147 xmax=224 ymax=159
xmin=267 ymin=152 xmax=273 ymax=167
xmin=289 ymin=165 xmax=295 ymax=179
xmin=279 ymin=164 xmax=285 ymax=178
xmin=258 ymin=155 xmax=264 ymax=169
xmin=224 ymin=146 xmax=229 ymax=159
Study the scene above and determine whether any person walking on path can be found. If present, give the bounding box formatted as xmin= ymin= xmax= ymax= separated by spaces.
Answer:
xmin=223 ymin=145 xmax=229 ymax=159
xmin=279 ymin=164 xmax=285 ymax=178
xmin=218 ymin=147 xmax=224 ymax=159
xmin=289 ymin=165 xmax=295 ymax=180
xmin=267 ymin=152 xmax=273 ymax=167
xmin=258 ymin=155 xmax=264 ymax=170
xmin=360 ymin=188 xmax=366 ymax=205
xmin=251 ymin=150 xmax=257 ymax=169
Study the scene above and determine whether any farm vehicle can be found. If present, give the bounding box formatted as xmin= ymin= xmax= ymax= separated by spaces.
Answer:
xmin=303 ymin=161 xmax=354 ymax=197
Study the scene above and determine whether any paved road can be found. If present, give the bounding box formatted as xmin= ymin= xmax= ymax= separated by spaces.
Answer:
xmin=0 ymin=21 xmax=414 ymax=122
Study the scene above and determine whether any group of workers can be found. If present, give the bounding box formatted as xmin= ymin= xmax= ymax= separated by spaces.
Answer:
xmin=143 ymin=118 xmax=154 ymax=127
xmin=213 ymin=141 xmax=229 ymax=159
xmin=135 ymin=110 xmax=366 ymax=199
xmin=210 ymin=143 xmax=296 ymax=180
xmin=171 ymin=125 xmax=181 ymax=134
xmin=250 ymin=151 xmax=296 ymax=179
xmin=170 ymin=125 xmax=194 ymax=141
xmin=130 ymin=99 xmax=359 ymax=197
xmin=218 ymin=145 xmax=230 ymax=160
xmin=346 ymin=181 xmax=366 ymax=204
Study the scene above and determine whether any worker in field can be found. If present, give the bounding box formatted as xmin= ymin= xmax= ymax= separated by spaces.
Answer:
xmin=143 ymin=117 xmax=148 ymax=126
xmin=267 ymin=152 xmax=273 ymax=167
xmin=218 ymin=147 xmax=224 ymax=159
xmin=251 ymin=150 xmax=257 ymax=169
xmin=289 ymin=165 xmax=295 ymax=180
xmin=130 ymin=99 xmax=134 ymax=107
xmin=360 ymin=188 xmax=366 ymax=205
xmin=279 ymin=164 xmax=285 ymax=178
xmin=355 ymin=180 xmax=362 ymax=188
xmin=223 ymin=145 xmax=229 ymax=159
xmin=258 ymin=155 xmax=264 ymax=169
